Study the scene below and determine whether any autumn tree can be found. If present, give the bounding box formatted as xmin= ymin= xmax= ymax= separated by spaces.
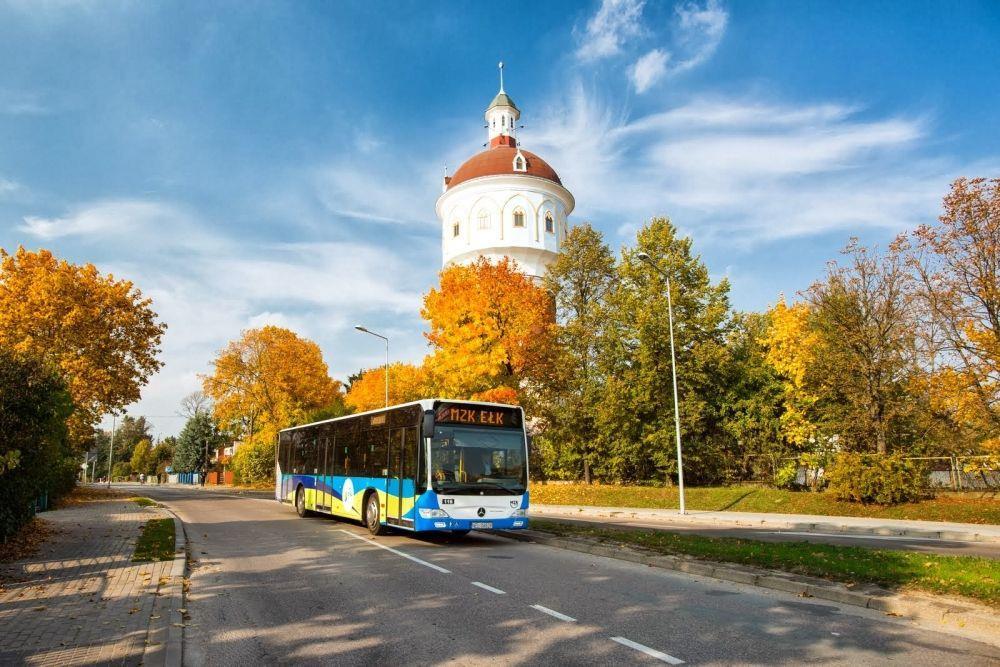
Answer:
xmin=130 ymin=438 xmax=154 ymax=475
xmin=805 ymin=241 xmax=918 ymax=454
xmin=764 ymin=298 xmax=822 ymax=448
xmin=202 ymin=326 xmax=341 ymax=446
xmin=345 ymin=362 xmax=429 ymax=412
xmin=598 ymin=218 xmax=732 ymax=484
xmin=532 ymin=224 xmax=616 ymax=483
xmin=421 ymin=257 xmax=553 ymax=400
xmin=0 ymin=247 xmax=166 ymax=441
xmin=906 ymin=177 xmax=1000 ymax=446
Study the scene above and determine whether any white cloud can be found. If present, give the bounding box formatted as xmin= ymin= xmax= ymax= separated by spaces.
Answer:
xmin=0 ymin=178 xmax=21 ymax=198
xmin=526 ymin=86 xmax=978 ymax=244
xmin=20 ymin=200 xmax=192 ymax=240
xmin=671 ymin=0 xmax=728 ymax=74
xmin=576 ymin=0 xmax=646 ymax=61
xmin=0 ymin=90 xmax=49 ymax=115
xmin=624 ymin=0 xmax=729 ymax=92
xmin=630 ymin=49 xmax=669 ymax=93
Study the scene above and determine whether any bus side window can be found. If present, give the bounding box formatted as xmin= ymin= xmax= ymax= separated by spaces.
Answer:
xmin=369 ymin=428 xmax=388 ymax=477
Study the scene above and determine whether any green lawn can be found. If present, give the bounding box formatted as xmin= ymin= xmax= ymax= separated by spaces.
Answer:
xmin=132 ymin=518 xmax=175 ymax=562
xmin=130 ymin=497 xmax=159 ymax=507
xmin=532 ymin=518 xmax=1000 ymax=607
xmin=529 ymin=484 xmax=1000 ymax=525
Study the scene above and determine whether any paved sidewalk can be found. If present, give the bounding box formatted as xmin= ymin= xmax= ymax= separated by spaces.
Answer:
xmin=0 ymin=493 xmax=174 ymax=666
xmin=531 ymin=504 xmax=1000 ymax=542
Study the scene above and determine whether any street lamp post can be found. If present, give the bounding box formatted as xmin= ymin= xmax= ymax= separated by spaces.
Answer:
xmin=636 ymin=252 xmax=687 ymax=515
xmin=354 ymin=325 xmax=389 ymax=407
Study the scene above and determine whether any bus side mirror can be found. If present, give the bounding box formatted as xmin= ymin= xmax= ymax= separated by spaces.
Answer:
xmin=422 ymin=410 xmax=436 ymax=439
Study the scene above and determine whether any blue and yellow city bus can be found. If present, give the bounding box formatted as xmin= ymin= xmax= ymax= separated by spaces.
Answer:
xmin=275 ymin=399 xmax=529 ymax=535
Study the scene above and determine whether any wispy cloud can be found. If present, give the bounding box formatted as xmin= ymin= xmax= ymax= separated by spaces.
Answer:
xmin=575 ymin=0 xmax=646 ymax=62
xmin=527 ymin=85 xmax=975 ymax=244
xmin=630 ymin=49 xmax=669 ymax=93
xmin=0 ymin=89 xmax=49 ymax=115
xmin=628 ymin=0 xmax=729 ymax=93
xmin=20 ymin=200 xmax=194 ymax=241
xmin=0 ymin=178 xmax=22 ymax=198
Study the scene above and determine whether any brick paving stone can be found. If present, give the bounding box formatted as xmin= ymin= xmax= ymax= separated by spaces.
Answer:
xmin=0 ymin=495 xmax=175 ymax=666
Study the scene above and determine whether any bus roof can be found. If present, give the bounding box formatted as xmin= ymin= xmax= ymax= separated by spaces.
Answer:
xmin=278 ymin=398 xmax=524 ymax=433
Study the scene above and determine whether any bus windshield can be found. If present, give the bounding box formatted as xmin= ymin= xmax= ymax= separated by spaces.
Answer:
xmin=430 ymin=426 xmax=526 ymax=495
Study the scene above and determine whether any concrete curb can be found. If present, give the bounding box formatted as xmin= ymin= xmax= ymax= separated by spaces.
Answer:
xmin=141 ymin=509 xmax=187 ymax=667
xmin=530 ymin=505 xmax=1000 ymax=544
xmin=499 ymin=528 xmax=1000 ymax=646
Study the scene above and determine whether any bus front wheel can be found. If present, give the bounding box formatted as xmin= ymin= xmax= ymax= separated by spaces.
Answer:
xmin=365 ymin=493 xmax=388 ymax=536
xmin=295 ymin=486 xmax=310 ymax=518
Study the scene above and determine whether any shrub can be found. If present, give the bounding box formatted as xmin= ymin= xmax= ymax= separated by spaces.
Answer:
xmin=774 ymin=461 xmax=800 ymax=489
xmin=232 ymin=439 xmax=275 ymax=485
xmin=826 ymin=452 xmax=926 ymax=504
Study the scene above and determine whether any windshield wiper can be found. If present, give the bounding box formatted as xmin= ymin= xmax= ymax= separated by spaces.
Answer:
xmin=436 ymin=481 xmax=521 ymax=495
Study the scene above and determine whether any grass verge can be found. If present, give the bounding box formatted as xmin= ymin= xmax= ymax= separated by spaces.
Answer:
xmin=130 ymin=497 xmax=159 ymax=507
xmin=529 ymin=484 xmax=1000 ymax=525
xmin=132 ymin=518 xmax=175 ymax=562
xmin=532 ymin=518 xmax=1000 ymax=608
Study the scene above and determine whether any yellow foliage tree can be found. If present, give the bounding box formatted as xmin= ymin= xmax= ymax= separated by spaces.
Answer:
xmin=345 ymin=362 xmax=429 ymax=412
xmin=763 ymin=297 xmax=820 ymax=446
xmin=421 ymin=257 xmax=553 ymax=400
xmin=0 ymin=247 xmax=166 ymax=441
xmin=202 ymin=326 xmax=341 ymax=447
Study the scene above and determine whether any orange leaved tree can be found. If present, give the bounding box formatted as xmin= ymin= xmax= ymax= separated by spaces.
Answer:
xmin=202 ymin=326 xmax=341 ymax=447
xmin=421 ymin=257 xmax=552 ymax=400
xmin=345 ymin=362 xmax=429 ymax=412
xmin=0 ymin=247 xmax=166 ymax=441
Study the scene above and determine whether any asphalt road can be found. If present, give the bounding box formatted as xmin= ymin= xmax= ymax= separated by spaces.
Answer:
xmin=534 ymin=513 xmax=1000 ymax=559
xmin=140 ymin=486 xmax=1000 ymax=665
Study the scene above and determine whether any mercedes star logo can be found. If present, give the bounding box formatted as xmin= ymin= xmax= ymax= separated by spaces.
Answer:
xmin=477 ymin=507 xmax=486 ymax=518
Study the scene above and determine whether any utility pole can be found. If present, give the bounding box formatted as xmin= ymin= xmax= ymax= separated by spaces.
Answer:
xmin=106 ymin=414 xmax=117 ymax=487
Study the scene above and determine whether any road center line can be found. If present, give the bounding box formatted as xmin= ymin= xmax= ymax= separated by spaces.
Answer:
xmin=530 ymin=604 xmax=576 ymax=622
xmin=337 ymin=529 xmax=451 ymax=574
xmin=471 ymin=581 xmax=506 ymax=594
xmin=611 ymin=637 xmax=684 ymax=664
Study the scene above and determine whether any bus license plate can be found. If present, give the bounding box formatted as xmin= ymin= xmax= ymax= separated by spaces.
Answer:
xmin=471 ymin=521 xmax=493 ymax=529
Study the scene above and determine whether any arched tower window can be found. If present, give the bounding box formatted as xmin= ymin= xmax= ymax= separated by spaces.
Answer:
xmin=514 ymin=155 xmax=525 ymax=171
xmin=513 ymin=208 xmax=525 ymax=228
xmin=545 ymin=212 xmax=554 ymax=233
xmin=452 ymin=221 xmax=460 ymax=237
xmin=478 ymin=210 xmax=490 ymax=230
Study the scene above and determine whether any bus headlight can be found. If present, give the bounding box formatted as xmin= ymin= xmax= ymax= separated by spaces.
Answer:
xmin=419 ymin=508 xmax=450 ymax=518
xmin=512 ymin=509 xmax=527 ymax=517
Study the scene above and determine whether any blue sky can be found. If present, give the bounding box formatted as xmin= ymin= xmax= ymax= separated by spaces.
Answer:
xmin=1 ymin=0 xmax=998 ymax=437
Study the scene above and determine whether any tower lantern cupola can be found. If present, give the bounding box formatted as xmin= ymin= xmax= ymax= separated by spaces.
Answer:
xmin=486 ymin=62 xmax=520 ymax=148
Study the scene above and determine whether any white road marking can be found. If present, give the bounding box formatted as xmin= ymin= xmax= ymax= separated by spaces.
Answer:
xmin=611 ymin=637 xmax=684 ymax=664
xmin=771 ymin=531 xmax=951 ymax=543
xmin=471 ymin=581 xmax=506 ymax=594
xmin=530 ymin=604 xmax=576 ymax=622
xmin=337 ymin=529 xmax=451 ymax=574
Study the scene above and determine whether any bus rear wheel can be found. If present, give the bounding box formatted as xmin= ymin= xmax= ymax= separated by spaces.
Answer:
xmin=295 ymin=486 xmax=311 ymax=518
xmin=365 ymin=493 xmax=388 ymax=536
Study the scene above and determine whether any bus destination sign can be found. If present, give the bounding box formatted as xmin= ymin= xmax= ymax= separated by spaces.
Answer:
xmin=435 ymin=402 xmax=522 ymax=428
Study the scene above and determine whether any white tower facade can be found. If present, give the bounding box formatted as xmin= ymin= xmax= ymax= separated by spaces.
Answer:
xmin=437 ymin=66 xmax=574 ymax=279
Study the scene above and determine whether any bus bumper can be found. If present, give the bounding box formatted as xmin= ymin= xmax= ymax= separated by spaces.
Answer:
xmin=413 ymin=516 xmax=529 ymax=532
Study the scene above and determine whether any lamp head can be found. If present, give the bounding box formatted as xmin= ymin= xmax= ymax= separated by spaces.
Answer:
xmin=354 ymin=325 xmax=368 ymax=333
xmin=636 ymin=252 xmax=651 ymax=261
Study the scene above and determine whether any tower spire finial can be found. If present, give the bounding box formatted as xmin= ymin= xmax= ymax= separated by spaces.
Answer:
xmin=498 ymin=61 xmax=505 ymax=93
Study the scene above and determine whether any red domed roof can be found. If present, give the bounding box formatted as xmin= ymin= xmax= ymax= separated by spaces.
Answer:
xmin=447 ymin=146 xmax=562 ymax=190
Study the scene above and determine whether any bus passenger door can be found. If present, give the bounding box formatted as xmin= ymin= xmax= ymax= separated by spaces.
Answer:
xmin=386 ymin=428 xmax=403 ymax=525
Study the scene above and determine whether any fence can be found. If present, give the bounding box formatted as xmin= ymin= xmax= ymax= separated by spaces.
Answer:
xmin=788 ymin=455 xmax=999 ymax=491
